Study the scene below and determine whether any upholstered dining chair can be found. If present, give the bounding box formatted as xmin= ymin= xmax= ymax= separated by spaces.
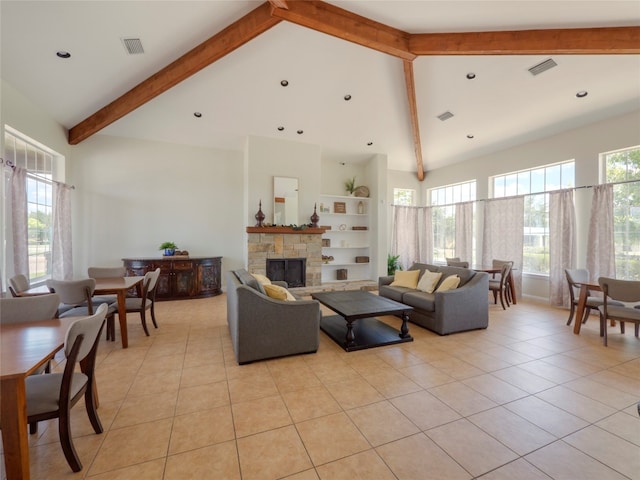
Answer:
xmin=8 ymin=273 xmax=30 ymax=297
xmin=447 ymin=260 xmax=469 ymax=268
xmin=107 ymin=268 xmax=160 ymax=340
xmin=0 ymin=293 xmax=62 ymax=381
xmin=492 ymin=259 xmax=514 ymax=303
xmin=47 ymin=278 xmax=117 ymax=321
xmin=87 ymin=266 xmax=127 ymax=304
xmin=597 ymin=277 xmax=640 ymax=346
xmin=445 ymin=257 xmax=460 ymax=265
xmin=489 ymin=261 xmax=513 ymax=310
xmin=26 ymin=303 xmax=108 ymax=472
xmin=564 ymin=268 xmax=605 ymax=326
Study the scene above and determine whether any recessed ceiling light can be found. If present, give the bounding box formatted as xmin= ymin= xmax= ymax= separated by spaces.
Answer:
xmin=576 ymin=91 xmax=588 ymax=98
xmin=466 ymin=73 xmax=476 ymax=80
xmin=297 ymin=130 xmax=303 ymax=134
xmin=367 ymin=142 xmax=373 ymax=146
xmin=56 ymin=51 xmax=71 ymax=59
xmin=277 ymin=126 xmax=284 ymax=131
xmin=467 ymin=134 xmax=474 ymax=139
xmin=193 ymin=112 xmax=202 ymax=118
xmin=280 ymin=80 xmax=289 ymax=87
xmin=344 ymin=94 xmax=352 ymax=101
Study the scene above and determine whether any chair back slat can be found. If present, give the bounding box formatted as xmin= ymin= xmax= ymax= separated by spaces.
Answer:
xmin=9 ymin=274 xmax=30 ymax=296
xmin=64 ymin=303 xmax=108 ymax=360
xmin=598 ymin=277 xmax=640 ymax=303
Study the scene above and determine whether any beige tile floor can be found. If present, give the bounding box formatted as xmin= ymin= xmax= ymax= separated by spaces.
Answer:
xmin=2 ymin=294 xmax=639 ymax=480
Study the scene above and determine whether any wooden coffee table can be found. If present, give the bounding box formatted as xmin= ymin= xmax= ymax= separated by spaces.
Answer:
xmin=311 ymin=290 xmax=413 ymax=351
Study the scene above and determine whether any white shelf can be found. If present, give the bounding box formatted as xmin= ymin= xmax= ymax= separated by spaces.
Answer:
xmin=323 ymin=246 xmax=369 ymax=249
xmin=322 ymin=262 xmax=369 ymax=267
xmin=320 ymin=194 xmax=370 ymax=201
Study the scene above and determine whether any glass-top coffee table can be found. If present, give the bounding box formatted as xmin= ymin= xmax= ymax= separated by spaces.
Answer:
xmin=311 ymin=290 xmax=413 ymax=351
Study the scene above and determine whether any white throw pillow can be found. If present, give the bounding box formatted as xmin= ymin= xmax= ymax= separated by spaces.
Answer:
xmin=436 ymin=275 xmax=461 ymax=292
xmin=416 ymin=271 xmax=442 ymax=293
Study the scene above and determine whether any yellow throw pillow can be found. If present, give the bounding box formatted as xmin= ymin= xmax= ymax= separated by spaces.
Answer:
xmin=390 ymin=270 xmax=420 ymax=289
xmin=263 ymin=283 xmax=296 ymax=301
xmin=436 ymin=275 xmax=461 ymax=292
xmin=252 ymin=273 xmax=272 ymax=285
xmin=416 ymin=271 xmax=442 ymax=293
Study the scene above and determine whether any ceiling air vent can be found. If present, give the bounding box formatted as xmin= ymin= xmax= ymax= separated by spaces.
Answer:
xmin=528 ymin=58 xmax=557 ymax=76
xmin=437 ymin=111 xmax=454 ymax=121
xmin=122 ymin=38 xmax=144 ymax=55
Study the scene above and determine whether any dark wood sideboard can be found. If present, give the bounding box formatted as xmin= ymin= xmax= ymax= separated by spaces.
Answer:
xmin=122 ymin=256 xmax=222 ymax=300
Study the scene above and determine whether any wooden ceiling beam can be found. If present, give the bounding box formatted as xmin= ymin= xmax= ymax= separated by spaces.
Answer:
xmin=410 ymin=26 xmax=640 ymax=55
xmin=270 ymin=0 xmax=415 ymax=61
xmin=68 ymin=2 xmax=281 ymax=145
xmin=268 ymin=0 xmax=289 ymax=9
xmin=402 ymin=60 xmax=424 ymax=181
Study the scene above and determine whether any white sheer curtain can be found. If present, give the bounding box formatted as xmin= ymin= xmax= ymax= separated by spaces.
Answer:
xmin=455 ymin=201 xmax=473 ymax=263
xmin=52 ymin=183 xmax=74 ymax=279
xmin=419 ymin=206 xmax=433 ymax=264
xmin=549 ymin=189 xmax=576 ymax=307
xmin=391 ymin=206 xmax=419 ymax=271
xmin=482 ymin=196 xmax=525 ymax=298
xmin=586 ymin=184 xmax=616 ymax=281
xmin=11 ymin=166 xmax=29 ymax=276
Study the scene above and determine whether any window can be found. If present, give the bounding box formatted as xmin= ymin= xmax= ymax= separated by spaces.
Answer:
xmin=604 ymin=145 xmax=640 ymax=280
xmin=393 ymin=188 xmax=415 ymax=206
xmin=428 ymin=181 xmax=476 ymax=263
xmin=492 ymin=161 xmax=575 ymax=274
xmin=4 ymin=128 xmax=54 ymax=282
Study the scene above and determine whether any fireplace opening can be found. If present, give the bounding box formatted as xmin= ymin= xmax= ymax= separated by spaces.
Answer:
xmin=266 ymin=258 xmax=306 ymax=287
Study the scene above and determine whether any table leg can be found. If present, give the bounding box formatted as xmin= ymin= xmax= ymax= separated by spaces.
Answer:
xmin=400 ymin=312 xmax=412 ymax=339
xmin=573 ymin=285 xmax=589 ymax=334
xmin=116 ymin=290 xmax=129 ymax=348
xmin=346 ymin=320 xmax=355 ymax=347
xmin=508 ymin=271 xmax=517 ymax=305
xmin=1 ymin=377 xmax=30 ymax=480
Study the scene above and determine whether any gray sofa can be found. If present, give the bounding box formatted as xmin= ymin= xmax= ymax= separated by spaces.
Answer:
xmin=226 ymin=269 xmax=321 ymax=364
xmin=379 ymin=263 xmax=489 ymax=335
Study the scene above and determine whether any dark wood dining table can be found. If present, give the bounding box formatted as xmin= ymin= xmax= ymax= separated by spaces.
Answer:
xmin=473 ymin=266 xmax=517 ymax=305
xmin=18 ymin=276 xmax=144 ymax=348
xmin=1 ymin=316 xmax=82 ymax=480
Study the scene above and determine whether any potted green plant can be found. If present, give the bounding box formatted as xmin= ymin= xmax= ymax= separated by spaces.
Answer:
xmin=387 ymin=253 xmax=402 ymax=276
xmin=159 ymin=241 xmax=178 ymax=256
xmin=344 ymin=176 xmax=356 ymax=195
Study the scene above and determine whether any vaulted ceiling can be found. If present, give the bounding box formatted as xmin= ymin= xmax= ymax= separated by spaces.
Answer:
xmin=2 ymin=1 xmax=639 ymax=178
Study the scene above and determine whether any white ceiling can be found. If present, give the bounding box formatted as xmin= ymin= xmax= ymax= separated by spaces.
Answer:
xmin=2 ymin=1 xmax=639 ymax=173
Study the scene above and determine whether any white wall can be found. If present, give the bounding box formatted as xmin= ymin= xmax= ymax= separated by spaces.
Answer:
xmin=69 ymin=134 xmax=245 ymax=278
xmin=386 ymin=109 xmax=640 ymax=299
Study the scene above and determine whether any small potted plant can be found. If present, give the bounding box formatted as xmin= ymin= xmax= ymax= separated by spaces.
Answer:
xmin=344 ymin=176 xmax=356 ymax=195
xmin=159 ymin=241 xmax=178 ymax=256
xmin=387 ymin=253 xmax=402 ymax=276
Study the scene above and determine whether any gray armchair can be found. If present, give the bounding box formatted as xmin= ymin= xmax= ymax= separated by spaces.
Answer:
xmin=226 ymin=269 xmax=321 ymax=364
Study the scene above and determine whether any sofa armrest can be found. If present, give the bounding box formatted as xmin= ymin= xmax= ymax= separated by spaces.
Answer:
xmin=433 ymin=271 xmax=489 ymax=333
xmin=379 ymin=275 xmax=394 ymax=288
xmin=272 ymin=280 xmax=288 ymax=288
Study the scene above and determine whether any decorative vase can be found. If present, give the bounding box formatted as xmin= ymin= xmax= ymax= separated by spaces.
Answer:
xmin=255 ymin=200 xmax=265 ymax=227
xmin=310 ymin=203 xmax=319 ymax=228
xmin=164 ymin=248 xmax=175 ymax=256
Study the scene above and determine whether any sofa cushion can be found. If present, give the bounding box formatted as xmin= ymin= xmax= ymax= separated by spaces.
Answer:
xmin=252 ymin=273 xmax=272 ymax=286
xmin=390 ymin=270 xmax=420 ymax=289
xmin=402 ymin=291 xmax=436 ymax=312
xmin=436 ymin=266 xmax=474 ymax=287
xmin=378 ymin=285 xmax=411 ymax=303
xmin=417 ymin=271 xmax=442 ymax=293
xmin=436 ymin=275 xmax=461 ymax=292
xmin=233 ymin=269 xmax=266 ymax=295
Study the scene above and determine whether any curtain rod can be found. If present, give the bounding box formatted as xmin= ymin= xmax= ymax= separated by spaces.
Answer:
xmin=391 ymin=178 xmax=639 ymax=209
xmin=1 ymin=157 xmax=75 ymax=190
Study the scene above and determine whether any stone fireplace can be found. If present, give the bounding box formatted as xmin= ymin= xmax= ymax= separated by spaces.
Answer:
xmin=266 ymin=258 xmax=306 ymax=287
xmin=246 ymin=227 xmax=324 ymax=287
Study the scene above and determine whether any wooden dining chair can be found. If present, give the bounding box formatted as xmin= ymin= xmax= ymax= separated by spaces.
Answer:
xmin=489 ymin=261 xmax=513 ymax=309
xmin=597 ymin=277 xmax=640 ymax=346
xmin=47 ymin=278 xmax=117 ymax=324
xmin=8 ymin=273 xmax=30 ymax=297
xmin=0 ymin=294 xmax=62 ymax=381
xmin=564 ymin=268 xmax=605 ymax=326
xmin=492 ymin=259 xmax=514 ymax=303
xmin=445 ymin=257 xmax=460 ymax=265
xmin=87 ymin=266 xmax=126 ymax=304
xmin=26 ymin=303 xmax=108 ymax=472
xmin=447 ymin=261 xmax=469 ymax=268
xmin=107 ymin=268 xmax=160 ymax=340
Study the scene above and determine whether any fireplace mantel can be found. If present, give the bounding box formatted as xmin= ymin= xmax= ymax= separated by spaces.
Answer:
xmin=246 ymin=226 xmax=326 ymax=234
